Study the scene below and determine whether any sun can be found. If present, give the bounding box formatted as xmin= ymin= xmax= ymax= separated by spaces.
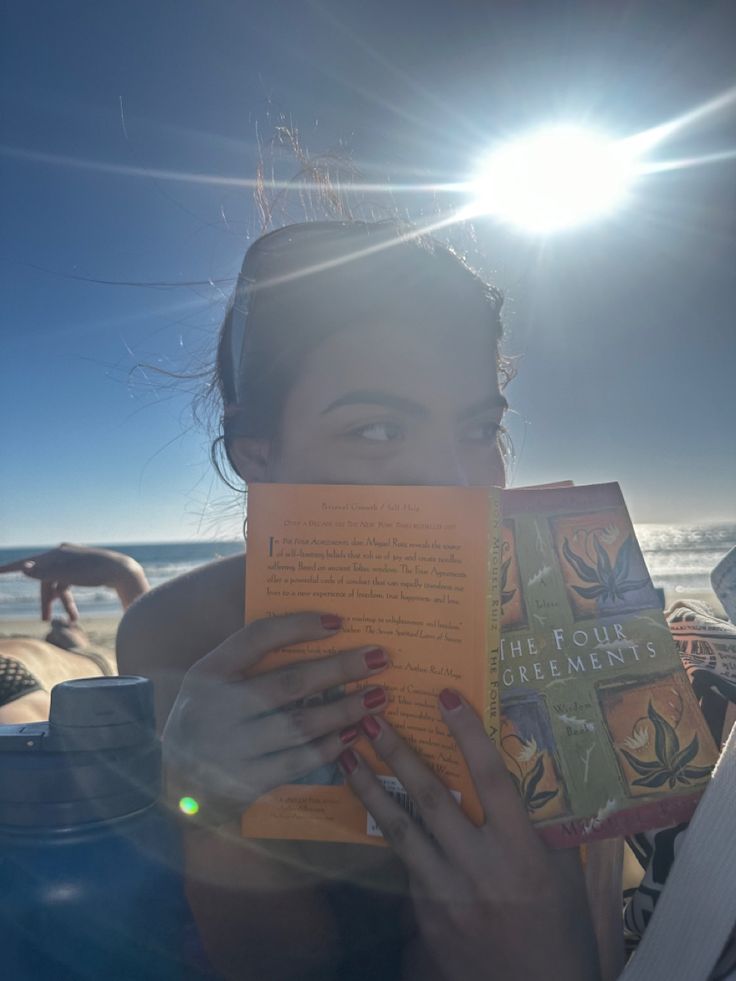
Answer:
xmin=469 ymin=125 xmax=638 ymax=233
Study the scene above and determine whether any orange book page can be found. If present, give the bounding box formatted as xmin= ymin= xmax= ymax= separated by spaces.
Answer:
xmin=241 ymin=483 xmax=501 ymax=845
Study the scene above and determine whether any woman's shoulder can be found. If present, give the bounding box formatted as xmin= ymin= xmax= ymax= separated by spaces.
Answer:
xmin=116 ymin=552 xmax=245 ymax=683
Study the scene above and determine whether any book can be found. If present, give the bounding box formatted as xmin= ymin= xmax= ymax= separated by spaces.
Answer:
xmin=498 ymin=482 xmax=719 ymax=846
xmin=241 ymin=482 xmax=502 ymax=846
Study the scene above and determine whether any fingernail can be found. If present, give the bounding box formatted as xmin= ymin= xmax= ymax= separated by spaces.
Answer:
xmin=360 ymin=716 xmax=382 ymax=741
xmin=439 ymin=689 xmax=462 ymax=712
xmin=338 ymin=749 xmax=359 ymax=775
xmin=363 ymin=648 xmax=388 ymax=671
xmin=320 ymin=614 xmax=342 ymax=631
xmin=362 ymin=687 xmax=387 ymax=710
xmin=340 ymin=726 xmax=359 ymax=744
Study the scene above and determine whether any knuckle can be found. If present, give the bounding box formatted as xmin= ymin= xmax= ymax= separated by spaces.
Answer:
xmin=277 ymin=664 xmax=305 ymax=697
xmin=416 ymin=784 xmax=443 ymax=813
xmin=285 ymin=707 xmax=310 ymax=741
xmin=377 ymin=733 xmax=401 ymax=764
xmin=384 ymin=815 xmax=411 ymax=847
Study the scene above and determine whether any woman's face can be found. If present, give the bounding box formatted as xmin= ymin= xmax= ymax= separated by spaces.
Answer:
xmin=235 ymin=314 xmax=507 ymax=490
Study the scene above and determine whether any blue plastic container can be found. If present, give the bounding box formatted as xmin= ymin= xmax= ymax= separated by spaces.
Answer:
xmin=0 ymin=677 xmax=206 ymax=980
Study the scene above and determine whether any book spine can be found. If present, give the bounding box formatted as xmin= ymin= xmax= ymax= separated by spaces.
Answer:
xmin=486 ymin=490 xmax=502 ymax=740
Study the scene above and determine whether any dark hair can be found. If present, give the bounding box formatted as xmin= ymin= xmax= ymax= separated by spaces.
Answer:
xmin=210 ymin=220 xmax=510 ymax=486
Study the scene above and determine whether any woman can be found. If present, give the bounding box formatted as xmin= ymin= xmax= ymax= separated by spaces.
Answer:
xmin=117 ymin=221 xmax=601 ymax=981
xmin=0 ymin=544 xmax=148 ymax=722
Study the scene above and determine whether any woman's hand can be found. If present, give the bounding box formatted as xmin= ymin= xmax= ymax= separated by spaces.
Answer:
xmin=0 ymin=543 xmax=149 ymax=620
xmin=339 ymin=692 xmax=601 ymax=981
xmin=162 ymin=612 xmax=391 ymax=819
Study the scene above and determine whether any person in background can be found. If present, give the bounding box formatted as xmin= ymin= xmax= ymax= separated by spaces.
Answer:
xmin=0 ymin=544 xmax=149 ymax=722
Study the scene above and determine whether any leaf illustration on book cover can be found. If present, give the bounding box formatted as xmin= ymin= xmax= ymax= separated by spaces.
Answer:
xmin=562 ymin=534 xmax=650 ymax=603
xmin=618 ymin=700 xmax=713 ymax=790
xmin=502 ymin=734 xmax=560 ymax=812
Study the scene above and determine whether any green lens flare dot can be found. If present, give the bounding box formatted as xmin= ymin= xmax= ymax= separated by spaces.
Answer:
xmin=179 ymin=796 xmax=200 ymax=816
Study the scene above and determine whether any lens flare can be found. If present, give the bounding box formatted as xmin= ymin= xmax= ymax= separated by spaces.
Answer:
xmin=178 ymin=796 xmax=200 ymax=816
xmin=470 ymin=126 xmax=637 ymax=233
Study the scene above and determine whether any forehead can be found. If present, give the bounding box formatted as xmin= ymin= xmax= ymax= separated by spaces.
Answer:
xmin=285 ymin=318 xmax=500 ymax=416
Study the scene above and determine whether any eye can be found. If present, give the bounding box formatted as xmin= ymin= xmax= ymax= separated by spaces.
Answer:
xmin=347 ymin=421 xmax=404 ymax=442
xmin=462 ymin=420 xmax=506 ymax=444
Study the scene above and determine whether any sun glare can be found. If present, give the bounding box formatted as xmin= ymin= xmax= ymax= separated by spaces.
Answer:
xmin=469 ymin=125 xmax=638 ymax=233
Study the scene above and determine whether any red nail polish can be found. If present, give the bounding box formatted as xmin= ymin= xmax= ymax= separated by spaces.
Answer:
xmin=340 ymin=726 xmax=359 ymax=744
xmin=364 ymin=648 xmax=388 ymax=671
xmin=320 ymin=614 xmax=342 ymax=631
xmin=360 ymin=716 xmax=382 ymax=740
xmin=338 ymin=749 xmax=358 ymax=775
xmin=439 ymin=689 xmax=462 ymax=711
xmin=362 ymin=687 xmax=387 ymax=710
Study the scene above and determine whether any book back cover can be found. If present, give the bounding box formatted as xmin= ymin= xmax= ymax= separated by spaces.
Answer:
xmin=242 ymin=483 xmax=502 ymax=845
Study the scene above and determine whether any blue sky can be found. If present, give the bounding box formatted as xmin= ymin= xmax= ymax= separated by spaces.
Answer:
xmin=1 ymin=0 xmax=735 ymax=546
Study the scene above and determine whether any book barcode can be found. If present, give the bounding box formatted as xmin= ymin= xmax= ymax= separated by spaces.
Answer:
xmin=366 ymin=776 xmax=460 ymax=837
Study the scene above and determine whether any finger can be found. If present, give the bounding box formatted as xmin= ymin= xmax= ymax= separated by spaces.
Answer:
xmin=15 ymin=547 xmax=76 ymax=582
xmin=58 ymin=586 xmax=80 ymax=623
xmin=239 ymin=682 xmax=389 ymax=756
xmin=18 ymin=553 xmax=61 ymax=581
xmin=41 ymin=580 xmax=54 ymax=621
xmin=194 ymin=612 xmax=345 ymax=679
xmin=202 ymin=728 xmax=362 ymax=805
xmin=338 ymin=749 xmax=447 ymax=884
xmin=355 ymin=714 xmax=478 ymax=867
xmin=241 ymin=645 xmax=390 ymax=717
xmin=0 ymin=557 xmax=41 ymax=575
xmin=438 ymin=689 xmax=532 ymax=831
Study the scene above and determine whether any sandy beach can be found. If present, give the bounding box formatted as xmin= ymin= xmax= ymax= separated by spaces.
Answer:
xmin=0 ymin=615 xmax=120 ymax=652
xmin=0 ymin=586 xmax=724 ymax=653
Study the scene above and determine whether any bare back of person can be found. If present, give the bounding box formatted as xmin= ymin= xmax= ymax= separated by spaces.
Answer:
xmin=0 ymin=636 xmax=116 ymax=724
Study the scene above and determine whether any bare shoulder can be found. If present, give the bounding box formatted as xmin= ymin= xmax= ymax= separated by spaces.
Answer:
xmin=116 ymin=553 xmax=245 ymax=726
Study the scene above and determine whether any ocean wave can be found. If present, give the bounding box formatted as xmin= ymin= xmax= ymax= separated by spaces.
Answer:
xmin=1 ymin=529 xmax=732 ymax=615
xmin=634 ymin=523 xmax=736 ymax=553
xmin=140 ymin=562 xmax=206 ymax=578
xmin=0 ymin=586 xmax=118 ymax=606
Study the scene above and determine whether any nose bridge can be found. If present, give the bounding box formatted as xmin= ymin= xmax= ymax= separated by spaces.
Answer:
xmin=411 ymin=427 xmax=470 ymax=487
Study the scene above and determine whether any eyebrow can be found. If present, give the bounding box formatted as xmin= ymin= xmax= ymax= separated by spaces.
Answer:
xmin=321 ymin=390 xmax=508 ymax=419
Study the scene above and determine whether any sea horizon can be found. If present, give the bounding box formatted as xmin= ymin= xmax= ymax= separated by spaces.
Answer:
xmin=1 ymin=522 xmax=734 ymax=621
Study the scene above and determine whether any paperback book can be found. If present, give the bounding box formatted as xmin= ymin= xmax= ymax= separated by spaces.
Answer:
xmin=498 ymin=482 xmax=718 ymax=845
xmin=241 ymin=480 xmax=717 ymax=848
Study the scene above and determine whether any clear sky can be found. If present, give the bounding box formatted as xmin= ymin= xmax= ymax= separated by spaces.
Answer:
xmin=1 ymin=0 xmax=735 ymax=547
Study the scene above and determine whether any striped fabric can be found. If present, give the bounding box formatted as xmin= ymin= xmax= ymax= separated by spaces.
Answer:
xmin=623 ymin=600 xmax=736 ymax=979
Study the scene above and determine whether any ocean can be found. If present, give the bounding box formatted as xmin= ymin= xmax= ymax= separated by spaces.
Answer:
xmin=0 ymin=524 xmax=734 ymax=620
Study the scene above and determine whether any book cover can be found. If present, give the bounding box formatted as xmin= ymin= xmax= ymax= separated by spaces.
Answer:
xmin=241 ymin=483 xmax=502 ymax=846
xmin=498 ymin=482 xmax=719 ymax=846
